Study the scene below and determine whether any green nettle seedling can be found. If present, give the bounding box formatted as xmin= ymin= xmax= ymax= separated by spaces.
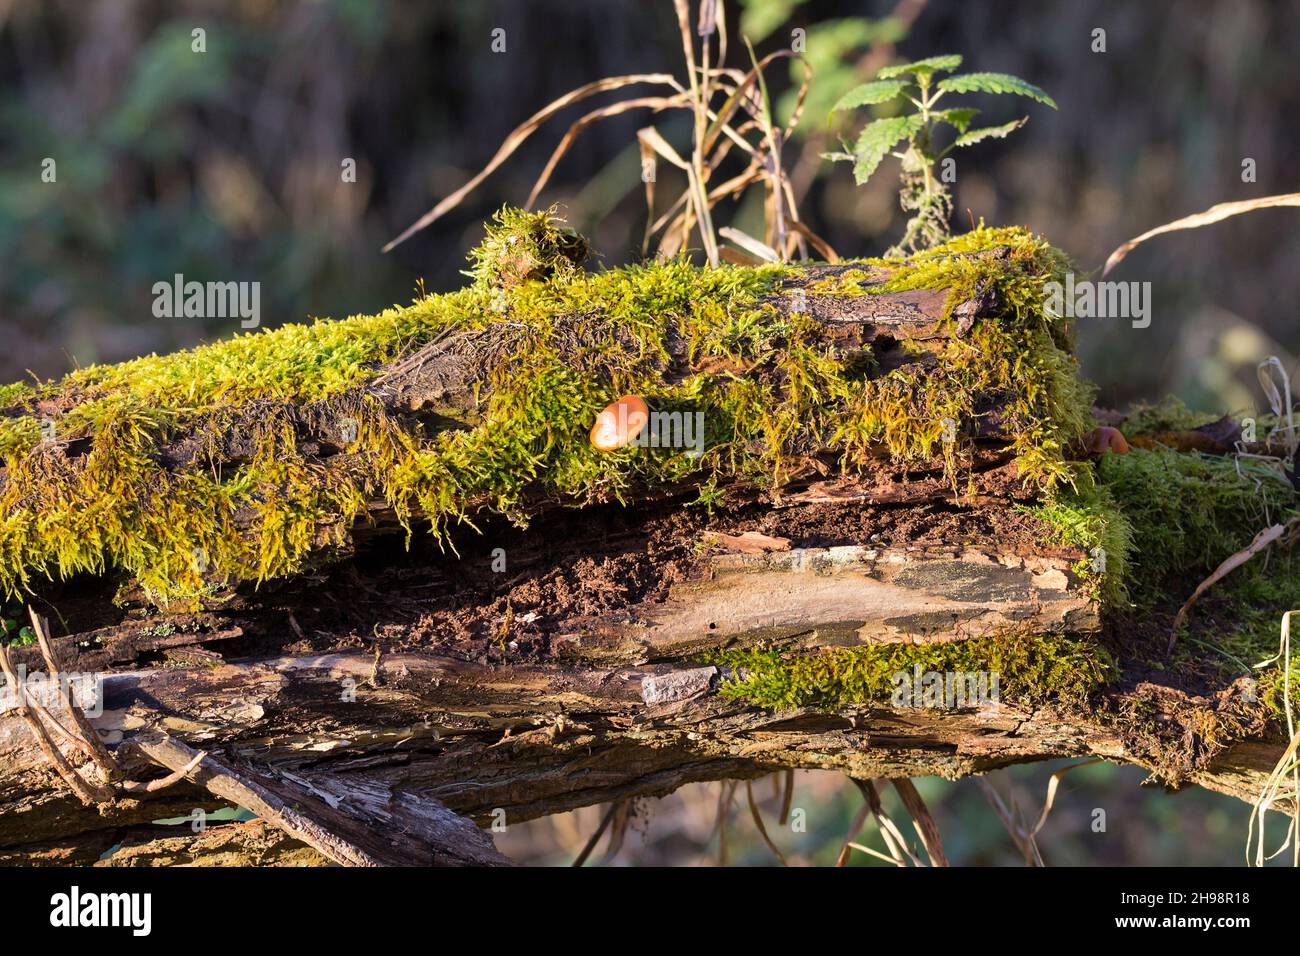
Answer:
xmin=1 ymin=605 xmax=34 ymax=646
xmin=826 ymin=54 xmax=1056 ymax=255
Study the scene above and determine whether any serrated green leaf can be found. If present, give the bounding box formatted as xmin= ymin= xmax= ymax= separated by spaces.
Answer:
xmin=830 ymin=79 xmax=909 ymax=113
xmin=950 ymin=117 xmax=1027 ymax=149
xmin=936 ymin=72 xmax=1057 ymax=108
xmin=933 ymin=107 xmax=979 ymax=133
xmin=851 ymin=114 xmax=924 ymax=184
xmin=877 ymin=54 xmax=963 ymax=79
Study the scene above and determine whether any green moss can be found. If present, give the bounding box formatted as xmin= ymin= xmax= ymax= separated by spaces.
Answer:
xmin=711 ymin=629 xmax=1115 ymax=711
xmin=1096 ymin=447 xmax=1299 ymax=602
xmin=0 ymin=215 xmax=1091 ymax=606
xmin=1090 ymin=445 xmax=1300 ymax=726
xmin=817 ymin=225 xmax=1093 ymax=491
xmin=466 ymin=206 xmax=589 ymax=290
xmin=1024 ymin=464 xmax=1133 ymax=605
xmin=1121 ymin=395 xmax=1221 ymax=436
xmin=1179 ymin=554 xmax=1300 ymax=716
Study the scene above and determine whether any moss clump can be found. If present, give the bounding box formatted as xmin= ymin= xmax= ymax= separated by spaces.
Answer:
xmin=1096 ymin=447 xmax=1298 ymax=603
xmin=1170 ymin=551 xmax=1300 ymax=715
xmin=0 ymin=215 xmax=1090 ymax=606
xmin=711 ymin=630 xmax=1115 ymax=711
xmin=1088 ymin=444 xmax=1300 ymax=726
xmin=467 ymin=206 xmax=589 ymax=290
xmin=1120 ymin=395 xmax=1221 ymax=437
xmin=1023 ymin=464 xmax=1133 ymax=605
xmin=815 ymin=225 xmax=1093 ymax=491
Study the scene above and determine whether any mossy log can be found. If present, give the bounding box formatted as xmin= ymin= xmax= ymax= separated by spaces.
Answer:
xmin=0 ymin=220 xmax=1094 ymax=605
xmin=0 ymin=636 xmax=1283 ymax=861
xmin=0 ymin=217 xmax=1294 ymax=864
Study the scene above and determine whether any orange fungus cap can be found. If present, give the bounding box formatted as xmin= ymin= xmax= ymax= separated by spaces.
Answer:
xmin=590 ymin=394 xmax=649 ymax=451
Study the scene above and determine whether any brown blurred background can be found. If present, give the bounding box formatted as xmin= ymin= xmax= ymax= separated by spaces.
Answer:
xmin=1 ymin=0 xmax=1297 ymax=864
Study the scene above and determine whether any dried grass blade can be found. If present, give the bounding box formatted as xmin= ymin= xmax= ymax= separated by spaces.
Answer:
xmin=778 ymin=768 xmax=794 ymax=825
xmin=719 ymin=226 xmax=779 ymax=262
xmin=1102 ymin=193 xmax=1300 ymax=276
xmin=787 ymin=216 xmax=839 ymax=262
xmin=1170 ymin=520 xmax=1296 ymax=648
xmin=835 ymin=793 xmax=873 ymax=867
xmin=638 ymin=125 xmax=691 ymax=170
xmin=847 ymin=841 xmax=905 ymax=865
xmin=384 ymin=72 xmax=678 ymax=251
xmin=853 ymin=778 xmax=920 ymax=865
xmin=978 ymin=777 xmax=1043 ymax=866
xmin=745 ymin=780 xmax=789 ymax=865
xmin=1030 ymin=758 xmax=1102 ymax=839
xmin=526 ymin=95 xmax=688 ymax=209
xmin=891 ymin=778 xmax=949 ymax=866
xmin=1248 ymin=610 xmax=1300 ymax=866
xmin=571 ymin=802 xmax=617 ymax=867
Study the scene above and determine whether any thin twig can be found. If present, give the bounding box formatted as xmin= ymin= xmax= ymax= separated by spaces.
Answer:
xmin=745 ymin=780 xmax=788 ymax=866
xmin=892 ymin=778 xmax=948 ymax=866
xmin=0 ymin=642 xmax=109 ymax=805
xmin=571 ymin=803 xmax=618 ymax=867
xmin=30 ymin=609 xmax=117 ymax=777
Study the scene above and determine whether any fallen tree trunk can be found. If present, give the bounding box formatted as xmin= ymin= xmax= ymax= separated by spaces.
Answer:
xmin=0 ymin=224 xmax=1292 ymax=864
xmin=0 ymin=479 xmax=1285 ymax=859
xmin=0 ymin=819 xmax=328 ymax=867
xmin=0 ymin=640 xmax=1283 ymax=859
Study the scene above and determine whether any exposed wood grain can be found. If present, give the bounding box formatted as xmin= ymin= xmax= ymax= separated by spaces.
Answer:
xmin=0 ymin=642 xmax=1282 ymax=861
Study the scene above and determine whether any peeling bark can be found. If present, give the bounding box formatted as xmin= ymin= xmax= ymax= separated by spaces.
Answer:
xmin=0 ymin=631 xmax=1283 ymax=863
xmin=0 ymin=247 xmax=1284 ymax=865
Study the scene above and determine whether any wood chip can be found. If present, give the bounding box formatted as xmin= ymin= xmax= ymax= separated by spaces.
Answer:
xmin=701 ymin=530 xmax=792 ymax=554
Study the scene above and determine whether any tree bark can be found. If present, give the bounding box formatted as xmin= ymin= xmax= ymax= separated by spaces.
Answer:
xmin=0 ymin=250 xmax=1286 ymax=865
xmin=0 ymin=594 xmax=1284 ymax=861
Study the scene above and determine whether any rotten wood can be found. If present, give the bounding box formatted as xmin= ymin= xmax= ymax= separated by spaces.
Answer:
xmin=131 ymin=735 xmax=510 ymax=867
xmin=0 ymin=246 xmax=1288 ymax=864
xmin=3 ymin=255 xmax=1015 ymax=591
xmin=0 ymin=642 xmax=1283 ymax=862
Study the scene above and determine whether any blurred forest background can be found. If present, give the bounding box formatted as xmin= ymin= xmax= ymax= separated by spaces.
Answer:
xmin=1 ymin=0 xmax=1297 ymax=866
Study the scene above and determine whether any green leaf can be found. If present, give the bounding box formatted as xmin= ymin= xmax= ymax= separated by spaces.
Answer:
xmin=830 ymin=79 xmax=909 ymax=113
xmin=877 ymin=54 xmax=963 ymax=79
xmin=950 ymin=117 xmax=1027 ymax=149
xmin=933 ymin=107 xmax=979 ymax=133
xmin=851 ymin=114 xmax=924 ymax=184
xmin=936 ymin=72 xmax=1057 ymax=109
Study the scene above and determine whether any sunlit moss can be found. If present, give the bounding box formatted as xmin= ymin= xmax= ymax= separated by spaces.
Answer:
xmin=0 ymin=214 xmax=1091 ymax=606
xmin=712 ymin=629 xmax=1115 ymax=711
xmin=1094 ymin=446 xmax=1300 ymax=725
xmin=1025 ymin=463 xmax=1133 ymax=605
xmin=1096 ymin=447 xmax=1298 ymax=601
xmin=816 ymin=225 xmax=1093 ymax=492
xmin=466 ymin=206 xmax=589 ymax=289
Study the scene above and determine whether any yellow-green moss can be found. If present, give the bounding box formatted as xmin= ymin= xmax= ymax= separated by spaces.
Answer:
xmin=466 ymin=206 xmax=589 ymax=289
xmin=0 ymin=213 xmax=1091 ymax=606
xmin=712 ymin=629 xmax=1115 ymax=711
xmin=1023 ymin=463 xmax=1133 ymax=605
xmin=816 ymin=225 xmax=1093 ymax=491
xmin=1097 ymin=447 xmax=1299 ymax=601
xmin=1120 ymin=395 xmax=1221 ymax=437
xmin=1095 ymin=445 xmax=1300 ymax=723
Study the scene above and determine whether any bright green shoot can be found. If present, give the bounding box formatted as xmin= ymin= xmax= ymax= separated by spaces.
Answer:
xmin=826 ymin=54 xmax=1056 ymax=255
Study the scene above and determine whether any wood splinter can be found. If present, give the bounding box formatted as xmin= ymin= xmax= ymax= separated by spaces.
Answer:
xmin=3 ymin=611 xmax=508 ymax=866
xmin=0 ymin=609 xmax=209 ymax=808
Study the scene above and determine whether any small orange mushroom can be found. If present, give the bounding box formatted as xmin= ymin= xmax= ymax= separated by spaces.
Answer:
xmin=1086 ymin=425 xmax=1131 ymax=456
xmin=590 ymin=394 xmax=649 ymax=452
